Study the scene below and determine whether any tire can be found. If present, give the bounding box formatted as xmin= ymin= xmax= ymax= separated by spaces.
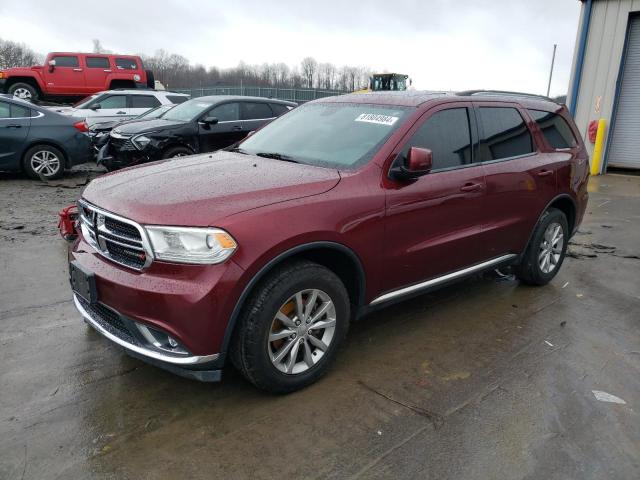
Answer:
xmin=23 ymin=145 xmax=65 ymax=180
xmin=145 ymin=70 xmax=155 ymax=89
xmin=162 ymin=146 xmax=192 ymax=159
xmin=515 ymin=208 xmax=568 ymax=286
xmin=231 ymin=260 xmax=350 ymax=393
xmin=9 ymin=82 xmax=38 ymax=101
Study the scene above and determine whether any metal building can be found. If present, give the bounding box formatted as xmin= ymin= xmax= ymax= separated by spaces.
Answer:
xmin=568 ymin=0 xmax=640 ymax=171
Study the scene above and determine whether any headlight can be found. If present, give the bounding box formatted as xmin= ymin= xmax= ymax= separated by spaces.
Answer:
xmin=131 ymin=134 xmax=152 ymax=150
xmin=145 ymin=226 xmax=237 ymax=264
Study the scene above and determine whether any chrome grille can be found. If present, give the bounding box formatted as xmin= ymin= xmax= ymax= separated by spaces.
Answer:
xmin=79 ymin=200 xmax=153 ymax=270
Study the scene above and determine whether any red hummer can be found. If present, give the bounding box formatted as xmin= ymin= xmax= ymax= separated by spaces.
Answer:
xmin=0 ymin=52 xmax=153 ymax=103
xmin=69 ymin=90 xmax=589 ymax=393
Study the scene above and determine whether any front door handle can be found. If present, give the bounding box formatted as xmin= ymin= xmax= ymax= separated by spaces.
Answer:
xmin=537 ymin=169 xmax=553 ymax=177
xmin=231 ymin=125 xmax=243 ymax=131
xmin=73 ymin=68 xmax=83 ymax=72
xmin=460 ymin=182 xmax=482 ymax=192
xmin=116 ymin=111 xmax=126 ymax=115
xmin=5 ymin=124 xmax=22 ymax=129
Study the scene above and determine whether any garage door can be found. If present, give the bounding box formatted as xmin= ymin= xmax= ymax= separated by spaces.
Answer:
xmin=608 ymin=15 xmax=640 ymax=169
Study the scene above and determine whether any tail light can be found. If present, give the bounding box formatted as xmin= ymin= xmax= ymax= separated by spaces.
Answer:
xmin=73 ymin=121 xmax=88 ymax=132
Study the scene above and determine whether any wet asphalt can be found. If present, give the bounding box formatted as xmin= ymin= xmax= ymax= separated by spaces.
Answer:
xmin=0 ymin=170 xmax=639 ymax=479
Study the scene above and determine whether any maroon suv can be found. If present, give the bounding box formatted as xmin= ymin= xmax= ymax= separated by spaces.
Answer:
xmin=69 ymin=90 xmax=589 ymax=392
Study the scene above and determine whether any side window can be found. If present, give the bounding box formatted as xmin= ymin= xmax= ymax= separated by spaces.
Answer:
xmin=270 ymin=103 xmax=290 ymax=116
xmin=86 ymin=57 xmax=110 ymax=69
xmin=242 ymin=102 xmax=274 ymax=120
xmin=97 ymin=95 xmax=127 ymax=109
xmin=115 ymin=58 xmax=138 ymax=70
xmin=477 ymin=107 xmax=533 ymax=161
xmin=528 ymin=109 xmax=577 ymax=149
xmin=208 ymin=103 xmax=240 ymax=122
xmin=131 ymin=95 xmax=161 ymax=108
xmin=166 ymin=95 xmax=189 ymax=104
xmin=53 ymin=56 xmax=79 ymax=67
xmin=11 ymin=103 xmax=31 ymax=118
xmin=401 ymin=108 xmax=473 ymax=170
xmin=0 ymin=101 xmax=10 ymax=118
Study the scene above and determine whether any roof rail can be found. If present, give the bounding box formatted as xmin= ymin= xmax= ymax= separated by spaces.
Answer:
xmin=457 ymin=90 xmax=557 ymax=103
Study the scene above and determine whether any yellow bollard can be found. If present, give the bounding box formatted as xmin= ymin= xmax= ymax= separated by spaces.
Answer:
xmin=590 ymin=118 xmax=606 ymax=176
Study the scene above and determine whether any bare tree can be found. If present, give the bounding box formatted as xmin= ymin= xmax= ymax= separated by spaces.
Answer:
xmin=300 ymin=57 xmax=318 ymax=89
xmin=92 ymin=39 xmax=111 ymax=54
xmin=0 ymin=38 xmax=42 ymax=69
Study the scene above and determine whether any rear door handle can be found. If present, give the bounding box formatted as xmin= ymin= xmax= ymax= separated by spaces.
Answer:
xmin=231 ymin=125 xmax=243 ymax=131
xmin=537 ymin=170 xmax=553 ymax=177
xmin=73 ymin=68 xmax=83 ymax=72
xmin=5 ymin=124 xmax=22 ymax=129
xmin=460 ymin=182 xmax=482 ymax=192
xmin=116 ymin=111 xmax=126 ymax=115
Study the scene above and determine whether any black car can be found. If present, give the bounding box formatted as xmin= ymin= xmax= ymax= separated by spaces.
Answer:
xmin=90 ymin=104 xmax=175 ymax=150
xmin=97 ymin=95 xmax=296 ymax=170
xmin=0 ymin=95 xmax=92 ymax=179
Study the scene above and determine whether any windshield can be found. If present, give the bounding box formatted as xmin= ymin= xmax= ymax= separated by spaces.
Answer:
xmin=238 ymin=103 xmax=410 ymax=169
xmin=162 ymin=99 xmax=214 ymax=122
xmin=137 ymin=104 xmax=174 ymax=119
xmin=73 ymin=95 xmax=98 ymax=108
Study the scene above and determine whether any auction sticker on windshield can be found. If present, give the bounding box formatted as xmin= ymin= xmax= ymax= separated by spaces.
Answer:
xmin=355 ymin=113 xmax=399 ymax=126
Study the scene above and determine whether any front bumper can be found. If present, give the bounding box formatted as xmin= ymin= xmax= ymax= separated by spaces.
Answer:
xmin=73 ymin=293 xmax=222 ymax=381
xmin=70 ymin=232 xmax=247 ymax=381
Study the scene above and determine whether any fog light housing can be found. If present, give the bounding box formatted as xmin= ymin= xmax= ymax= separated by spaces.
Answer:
xmin=136 ymin=324 xmax=189 ymax=355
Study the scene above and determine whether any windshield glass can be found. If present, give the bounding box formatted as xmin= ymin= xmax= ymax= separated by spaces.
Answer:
xmin=238 ymin=103 xmax=410 ymax=169
xmin=73 ymin=95 xmax=98 ymax=108
xmin=162 ymin=99 xmax=214 ymax=122
xmin=138 ymin=104 xmax=174 ymax=119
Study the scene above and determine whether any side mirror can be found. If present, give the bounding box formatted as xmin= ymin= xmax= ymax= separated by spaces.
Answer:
xmin=389 ymin=147 xmax=432 ymax=181
xmin=90 ymin=103 xmax=101 ymax=111
xmin=245 ymin=130 xmax=255 ymax=138
xmin=48 ymin=59 xmax=56 ymax=72
xmin=198 ymin=116 xmax=218 ymax=127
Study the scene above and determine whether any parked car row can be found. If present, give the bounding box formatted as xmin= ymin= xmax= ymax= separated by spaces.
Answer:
xmin=68 ymin=90 xmax=590 ymax=392
xmin=0 ymin=89 xmax=295 ymax=178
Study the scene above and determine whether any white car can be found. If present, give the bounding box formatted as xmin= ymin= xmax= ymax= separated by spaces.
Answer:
xmin=50 ymin=89 xmax=190 ymax=126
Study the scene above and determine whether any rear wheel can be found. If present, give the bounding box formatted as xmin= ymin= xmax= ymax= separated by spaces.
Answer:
xmin=23 ymin=145 xmax=65 ymax=180
xmin=162 ymin=146 xmax=192 ymax=159
xmin=9 ymin=82 xmax=38 ymax=101
xmin=515 ymin=208 xmax=568 ymax=286
xmin=231 ymin=261 xmax=350 ymax=393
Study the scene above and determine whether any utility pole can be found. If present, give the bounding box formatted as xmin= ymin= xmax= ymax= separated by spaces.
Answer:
xmin=546 ymin=44 xmax=557 ymax=97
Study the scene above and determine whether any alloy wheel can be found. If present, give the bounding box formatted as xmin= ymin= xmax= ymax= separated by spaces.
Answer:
xmin=538 ymin=222 xmax=564 ymax=274
xmin=30 ymin=150 xmax=61 ymax=177
xmin=13 ymin=87 xmax=32 ymax=100
xmin=268 ymin=289 xmax=336 ymax=375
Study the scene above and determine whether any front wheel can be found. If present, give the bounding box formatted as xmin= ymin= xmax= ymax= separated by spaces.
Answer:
xmin=162 ymin=146 xmax=192 ymax=159
xmin=515 ymin=208 xmax=568 ymax=286
xmin=231 ymin=261 xmax=350 ymax=393
xmin=9 ymin=82 xmax=38 ymax=101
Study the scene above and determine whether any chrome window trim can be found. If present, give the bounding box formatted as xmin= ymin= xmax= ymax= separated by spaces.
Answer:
xmin=73 ymin=294 xmax=219 ymax=365
xmin=78 ymin=199 xmax=155 ymax=270
xmin=370 ymin=254 xmax=518 ymax=306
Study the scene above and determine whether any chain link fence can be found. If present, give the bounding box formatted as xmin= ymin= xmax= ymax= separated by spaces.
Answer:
xmin=173 ymin=86 xmax=348 ymax=103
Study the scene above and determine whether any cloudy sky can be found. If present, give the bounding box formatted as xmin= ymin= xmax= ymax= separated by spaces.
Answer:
xmin=0 ymin=0 xmax=581 ymax=96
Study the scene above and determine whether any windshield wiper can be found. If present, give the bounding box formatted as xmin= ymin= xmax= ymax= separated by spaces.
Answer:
xmin=227 ymin=146 xmax=249 ymax=155
xmin=254 ymin=152 xmax=299 ymax=163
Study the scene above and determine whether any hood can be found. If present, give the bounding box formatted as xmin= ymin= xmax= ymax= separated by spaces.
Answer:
xmin=113 ymin=118 xmax=186 ymax=135
xmin=82 ymin=151 xmax=340 ymax=226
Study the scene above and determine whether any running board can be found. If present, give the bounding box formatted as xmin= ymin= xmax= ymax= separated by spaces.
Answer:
xmin=369 ymin=254 xmax=518 ymax=306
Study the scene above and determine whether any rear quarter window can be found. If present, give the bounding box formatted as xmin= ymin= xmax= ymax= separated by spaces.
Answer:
xmin=115 ymin=58 xmax=138 ymax=70
xmin=528 ymin=109 xmax=577 ymax=149
xmin=166 ymin=95 xmax=189 ymax=104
